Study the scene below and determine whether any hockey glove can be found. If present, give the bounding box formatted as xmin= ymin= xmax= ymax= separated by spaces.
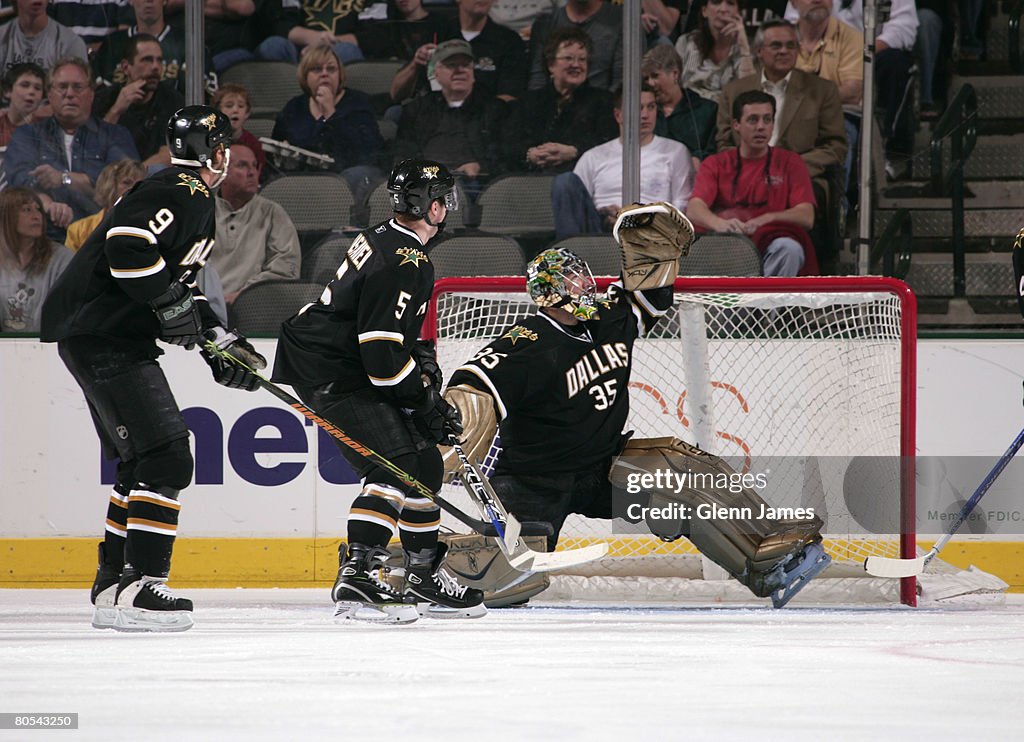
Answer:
xmin=412 ymin=339 xmax=443 ymax=391
xmin=200 ymin=326 xmax=267 ymax=392
xmin=149 ymin=282 xmax=203 ymax=349
xmin=412 ymin=387 xmax=464 ymax=445
xmin=612 ymin=202 xmax=695 ymax=291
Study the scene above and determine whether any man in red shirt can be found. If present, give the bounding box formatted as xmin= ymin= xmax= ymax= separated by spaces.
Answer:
xmin=685 ymin=89 xmax=818 ymax=276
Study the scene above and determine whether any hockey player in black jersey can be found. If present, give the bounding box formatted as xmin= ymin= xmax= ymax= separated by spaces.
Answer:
xmin=40 ymin=106 xmax=267 ymax=632
xmin=273 ymin=159 xmax=485 ymax=624
xmin=442 ymin=202 xmax=831 ymax=608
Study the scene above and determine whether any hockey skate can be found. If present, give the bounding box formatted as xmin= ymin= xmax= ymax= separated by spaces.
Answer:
xmin=764 ymin=542 xmax=832 ymax=609
xmin=332 ymin=543 xmax=419 ymax=625
xmin=90 ymin=542 xmax=120 ymax=630
xmin=113 ymin=568 xmax=194 ymax=632
xmin=404 ymin=543 xmax=487 ymax=619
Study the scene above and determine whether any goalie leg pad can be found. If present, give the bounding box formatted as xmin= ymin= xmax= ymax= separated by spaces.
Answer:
xmin=436 ymin=532 xmax=551 ymax=608
xmin=609 ymin=437 xmax=825 ymax=596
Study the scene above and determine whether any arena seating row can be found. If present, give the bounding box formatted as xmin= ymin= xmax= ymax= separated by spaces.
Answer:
xmin=228 ymin=230 xmax=763 ymax=334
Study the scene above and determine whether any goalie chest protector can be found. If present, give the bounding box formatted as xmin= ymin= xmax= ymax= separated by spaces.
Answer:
xmin=448 ymin=284 xmax=670 ymax=474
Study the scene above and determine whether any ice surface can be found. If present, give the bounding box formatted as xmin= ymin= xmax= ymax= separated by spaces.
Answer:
xmin=1 ymin=589 xmax=1023 ymax=741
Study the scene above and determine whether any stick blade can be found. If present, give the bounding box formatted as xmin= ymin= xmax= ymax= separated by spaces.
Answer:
xmin=863 ymin=555 xmax=927 ymax=578
xmin=509 ymin=543 xmax=609 ymax=573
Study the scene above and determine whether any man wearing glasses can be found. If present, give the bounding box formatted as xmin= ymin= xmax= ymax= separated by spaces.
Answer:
xmin=5 ymin=57 xmax=138 ymax=222
xmin=686 ymin=89 xmax=818 ymax=276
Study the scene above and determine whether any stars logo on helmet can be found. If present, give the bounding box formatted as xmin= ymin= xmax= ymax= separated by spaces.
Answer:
xmin=199 ymin=113 xmax=218 ymax=130
xmin=502 ymin=326 xmax=538 ymax=345
xmin=396 ymin=247 xmax=428 ymax=267
xmin=421 ymin=166 xmax=439 ymax=180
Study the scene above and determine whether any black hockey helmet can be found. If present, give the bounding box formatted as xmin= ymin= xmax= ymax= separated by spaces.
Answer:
xmin=387 ymin=159 xmax=459 ymax=219
xmin=166 ymin=105 xmax=232 ymax=169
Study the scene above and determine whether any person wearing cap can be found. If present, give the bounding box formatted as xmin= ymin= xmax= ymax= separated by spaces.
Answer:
xmin=390 ymin=0 xmax=528 ymax=106
xmin=392 ymin=38 xmax=508 ymax=200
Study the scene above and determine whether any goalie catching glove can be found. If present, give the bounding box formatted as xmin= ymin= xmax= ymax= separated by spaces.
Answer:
xmin=612 ymin=202 xmax=695 ymax=291
xmin=201 ymin=326 xmax=267 ymax=391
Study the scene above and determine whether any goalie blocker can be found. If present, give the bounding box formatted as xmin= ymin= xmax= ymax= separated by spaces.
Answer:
xmin=609 ymin=438 xmax=831 ymax=608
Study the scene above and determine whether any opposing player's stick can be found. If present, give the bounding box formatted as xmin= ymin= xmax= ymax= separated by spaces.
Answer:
xmin=447 ymin=436 xmax=609 ymax=572
xmin=864 ymin=426 xmax=1024 ymax=578
xmin=204 ymin=341 xmax=605 ymax=573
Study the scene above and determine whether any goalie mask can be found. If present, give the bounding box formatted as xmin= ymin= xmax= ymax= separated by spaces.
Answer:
xmin=167 ymin=105 xmax=232 ymax=187
xmin=388 ymin=159 xmax=459 ymax=229
xmin=527 ymin=248 xmax=600 ymax=320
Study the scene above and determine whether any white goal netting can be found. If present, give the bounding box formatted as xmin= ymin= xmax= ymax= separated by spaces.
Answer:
xmin=429 ymin=277 xmax=1004 ymax=605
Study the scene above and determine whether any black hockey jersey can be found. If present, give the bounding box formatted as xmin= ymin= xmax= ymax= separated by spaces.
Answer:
xmin=272 ymin=219 xmax=436 ymax=410
xmin=40 ymin=166 xmax=217 ymax=343
xmin=448 ymin=283 xmax=672 ymax=474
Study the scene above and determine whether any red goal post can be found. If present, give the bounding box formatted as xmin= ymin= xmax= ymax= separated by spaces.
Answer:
xmin=426 ymin=276 xmax=918 ymax=606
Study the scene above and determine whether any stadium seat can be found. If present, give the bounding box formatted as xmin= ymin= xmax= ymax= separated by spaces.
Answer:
xmin=477 ymin=175 xmax=555 ymax=239
xmin=221 ymin=61 xmax=301 ymax=116
xmin=428 ymin=232 xmax=526 ymax=279
xmin=551 ymin=234 xmax=619 ymax=276
xmin=229 ymin=280 xmax=324 ymax=335
xmin=681 ymin=234 xmax=763 ymax=276
xmin=302 ymin=233 xmax=354 ymax=285
xmin=261 ymin=174 xmax=357 ymax=249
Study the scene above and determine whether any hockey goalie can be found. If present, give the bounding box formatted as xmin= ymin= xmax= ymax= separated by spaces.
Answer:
xmin=438 ymin=202 xmax=831 ymax=608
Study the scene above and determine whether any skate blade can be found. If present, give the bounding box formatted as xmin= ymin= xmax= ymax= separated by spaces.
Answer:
xmin=415 ymin=602 xmax=488 ymax=620
xmin=91 ymin=604 xmax=118 ymax=630
xmin=771 ymin=546 xmax=832 ymax=609
xmin=113 ymin=607 xmax=194 ymax=632
xmin=334 ymin=601 xmax=419 ymax=625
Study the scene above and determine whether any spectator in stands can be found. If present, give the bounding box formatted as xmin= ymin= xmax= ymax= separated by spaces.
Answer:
xmin=0 ymin=0 xmax=89 ymax=73
xmin=915 ymin=0 xmax=947 ymax=121
xmin=340 ymin=0 xmax=447 ymax=63
xmin=46 ymin=0 xmax=132 ymax=52
xmin=211 ymin=83 xmax=266 ymax=175
xmin=391 ymin=0 xmax=528 ymax=105
xmin=490 ymin=0 xmax=560 ymax=40
xmin=527 ymin=0 xmax=623 ymax=91
xmin=551 ymin=84 xmax=693 ymax=239
xmin=271 ymin=43 xmax=384 ymax=203
xmin=0 ymin=187 xmax=73 ymax=332
xmin=641 ymin=0 xmax=685 ymax=45
xmin=64 ymin=158 xmax=145 ymax=251
xmin=958 ymin=0 xmax=984 ymax=59
xmin=393 ymin=39 xmax=506 ymax=199
xmin=717 ymin=19 xmax=846 ymax=181
xmin=686 ymin=90 xmax=818 ymax=276
xmin=510 ymin=27 xmax=616 ymax=174
xmin=642 ymin=43 xmax=718 ymax=168
xmin=93 ymin=0 xmax=215 ymax=94
xmin=674 ymin=0 xmax=756 ymax=102
xmin=787 ymin=0 xmax=917 ymax=180
xmin=5 ymin=57 xmax=139 ymax=222
xmin=254 ymin=0 xmax=364 ymax=66
xmin=788 ymin=0 xmax=861 ymax=190
xmin=0 ymin=62 xmax=47 ymax=148
xmin=211 ymin=143 xmax=300 ymax=305
xmin=203 ymin=0 xmax=257 ymax=72
xmin=92 ymin=34 xmax=184 ymax=166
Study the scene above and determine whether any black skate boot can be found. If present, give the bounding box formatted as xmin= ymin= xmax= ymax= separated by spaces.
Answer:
xmin=404 ymin=543 xmax=487 ymax=619
xmin=113 ymin=567 xmax=194 ymax=632
xmin=332 ymin=543 xmax=419 ymax=625
xmin=90 ymin=542 xmax=121 ymax=630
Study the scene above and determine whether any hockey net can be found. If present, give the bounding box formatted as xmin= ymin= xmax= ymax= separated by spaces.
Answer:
xmin=427 ymin=277 xmax=1002 ymax=606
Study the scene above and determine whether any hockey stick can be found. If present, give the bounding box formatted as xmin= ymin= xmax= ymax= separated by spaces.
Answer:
xmin=448 ymin=437 xmax=609 ymax=572
xmin=864 ymin=426 xmax=1024 ymax=578
xmin=202 ymin=340 xmax=494 ymax=535
xmin=204 ymin=341 xmax=606 ymax=572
